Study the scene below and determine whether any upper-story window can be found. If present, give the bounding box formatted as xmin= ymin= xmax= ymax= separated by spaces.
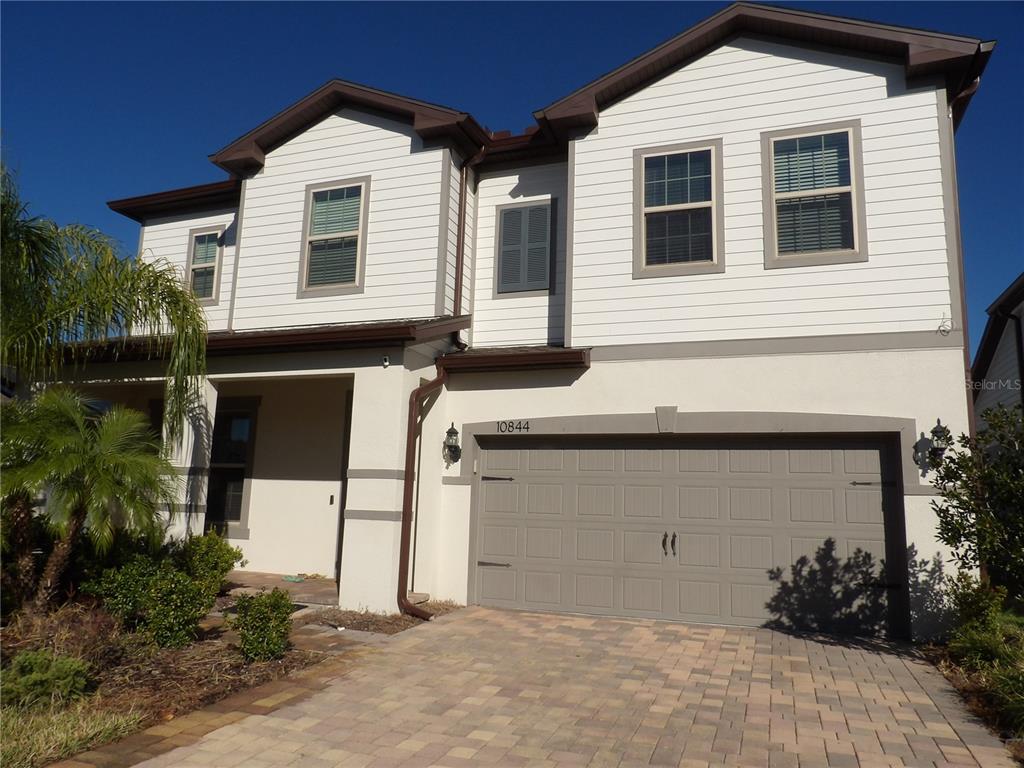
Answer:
xmin=186 ymin=228 xmax=222 ymax=305
xmin=495 ymin=201 xmax=553 ymax=295
xmin=633 ymin=139 xmax=724 ymax=279
xmin=761 ymin=120 xmax=867 ymax=269
xmin=297 ymin=177 xmax=370 ymax=298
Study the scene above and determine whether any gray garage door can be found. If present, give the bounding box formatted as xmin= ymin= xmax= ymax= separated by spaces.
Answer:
xmin=474 ymin=436 xmax=906 ymax=636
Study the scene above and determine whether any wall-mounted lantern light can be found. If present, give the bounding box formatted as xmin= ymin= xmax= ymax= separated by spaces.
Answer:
xmin=443 ymin=422 xmax=462 ymax=465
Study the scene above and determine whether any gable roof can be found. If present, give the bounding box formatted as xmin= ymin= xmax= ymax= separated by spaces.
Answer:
xmin=108 ymin=179 xmax=242 ymax=223
xmin=209 ymin=79 xmax=490 ymax=175
xmin=971 ymin=272 xmax=1024 ymax=388
xmin=535 ymin=2 xmax=994 ymax=137
xmin=109 ymin=2 xmax=994 ymax=221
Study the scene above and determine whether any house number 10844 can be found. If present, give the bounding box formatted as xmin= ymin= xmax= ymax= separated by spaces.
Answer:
xmin=496 ymin=420 xmax=530 ymax=433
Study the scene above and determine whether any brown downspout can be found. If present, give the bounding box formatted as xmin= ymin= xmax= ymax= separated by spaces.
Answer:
xmin=453 ymin=147 xmax=487 ymax=318
xmin=397 ymin=364 xmax=447 ymax=619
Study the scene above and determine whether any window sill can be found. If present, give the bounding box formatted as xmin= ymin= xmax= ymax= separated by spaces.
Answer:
xmin=764 ymin=249 xmax=867 ymax=269
xmin=633 ymin=259 xmax=724 ymax=279
xmin=296 ymin=282 xmax=364 ymax=299
xmin=493 ymin=287 xmax=552 ymax=300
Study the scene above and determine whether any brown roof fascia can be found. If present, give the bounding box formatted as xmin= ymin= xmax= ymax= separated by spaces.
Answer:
xmin=971 ymin=272 xmax=1024 ymax=385
xmin=534 ymin=2 xmax=993 ymax=136
xmin=209 ymin=80 xmax=489 ymax=175
xmin=107 ymin=179 xmax=242 ymax=223
xmin=75 ymin=316 xmax=471 ymax=362
xmin=439 ymin=346 xmax=591 ymax=373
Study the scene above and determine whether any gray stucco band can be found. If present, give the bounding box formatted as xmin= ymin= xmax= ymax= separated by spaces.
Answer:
xmin=441 ymin=475 xmax=472 ymax=486
xmin=453 ymin=411 xmax=936 ymax=498
xmin=344 ymin=508 xmax=403 ymax=522
xmin=434 ymin=149 xmax=454 ymax=316
xmin=590 ymin=329 xmax=963 ymax=362
xmin=346 ymin=469 xmax=406 ymax=480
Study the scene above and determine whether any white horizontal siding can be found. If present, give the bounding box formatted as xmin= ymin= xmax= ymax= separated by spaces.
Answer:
xmin=232 ymin=108 xmax=446 ymax=331
xmin=444 ymin=153 xmax=460 ymax=315
xmin=140 ymin=208 xmax=238 ymax=332
xmin=571 ymin=36 xmax=954 ymax=347
xmin=975 ymin=307 xmax=1024 ymax=414
xmin=472 ymin=163 xmax=567 ymax=347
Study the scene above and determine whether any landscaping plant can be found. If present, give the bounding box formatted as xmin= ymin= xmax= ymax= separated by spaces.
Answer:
xmin=928 ymin=405 xmax=1024 ymax=600
xmin=172 ymin=530 xmax=246 ymax=600
xmin=233 ymin=588 xmax=294 ymax=662
xmin=1 ymin=650 xmax=93 ymax=709
xmin=1 ymin=389 xmax=176 ymax=611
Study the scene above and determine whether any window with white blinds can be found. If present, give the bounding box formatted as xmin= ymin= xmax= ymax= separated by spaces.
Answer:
xmin=496 ymin=202 xmax=551 ymax=294
xmin=770 ymin=129 xmax=855 ymax=255
xmin=188 ymin=231 xmax=220 ymax=302
xmin=305 ymin=184 xmax=363 ymax=287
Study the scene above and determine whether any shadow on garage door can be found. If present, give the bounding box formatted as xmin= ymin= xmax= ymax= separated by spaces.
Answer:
xmin=471 ymin=434 xmax=911 ymax=639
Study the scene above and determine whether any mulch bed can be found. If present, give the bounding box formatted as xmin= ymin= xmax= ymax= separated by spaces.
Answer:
xmin=295 ymin=600 xmax=462 ymax=635
xmin=1 ymin=602 xmax=323 ymax=727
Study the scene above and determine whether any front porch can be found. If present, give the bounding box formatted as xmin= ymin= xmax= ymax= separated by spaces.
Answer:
xmin=225 ymin=570 xmax=338 ymax=607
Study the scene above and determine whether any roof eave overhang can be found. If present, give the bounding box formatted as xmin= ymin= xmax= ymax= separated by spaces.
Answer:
xmin=535 ymin=2 xmax=992 ymax=138
xmin=107 ymin=179 xmax=243 ymax=223
xmin=438 ymin=347 xmax=591 ymax=374
xmin=70 ymin=316 xmax=471 ymax=363
xmin=208 ymin=80 xmax=488 ymax=175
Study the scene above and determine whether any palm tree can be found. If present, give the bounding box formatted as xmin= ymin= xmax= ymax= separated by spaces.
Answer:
xmin=0 ymin=167 xmax=207 ymax=441
xmin=1 ymin=388 xmax=176 ymax=610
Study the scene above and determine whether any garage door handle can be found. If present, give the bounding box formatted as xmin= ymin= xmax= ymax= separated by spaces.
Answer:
xmin=670 ymin=532 xmax=677 ymax=557
xmin=477 ymin=560 xmax=511 ymax=568
xmin=481 ymin=476 xmax=515 ymax=481
xmin=662 ymin=532 xmax=668 ymax=556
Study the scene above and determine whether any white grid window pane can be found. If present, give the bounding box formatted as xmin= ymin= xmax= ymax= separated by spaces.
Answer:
xmin=645 ymin=208 xmax=713 ymax=265
xmin=308 ymin=236 xmax=358 ymax=286
xmin=774 ymin=132 xmax=850 ymax=194
xmin=310 ymin=186 xmax=361 ymax=235
xmin=191 ymin=266 xmax=215 ymax=298
xmin=776 ymin=192 xmax=854 ymax=254
xmin=644 ymin=150 xmax=712 ymax=208
xmin=192 ymin=233 xmax=218 ymax=265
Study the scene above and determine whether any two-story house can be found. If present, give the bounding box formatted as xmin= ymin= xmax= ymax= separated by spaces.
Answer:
xmin=96 ymin=2 xmax=993 ymax=639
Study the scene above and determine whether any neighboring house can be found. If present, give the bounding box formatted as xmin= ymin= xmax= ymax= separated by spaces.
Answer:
xmin=92 ymin=2 xmax=993 ymax=639
xmin=972 ymin=272 xmax=1024 ymax=418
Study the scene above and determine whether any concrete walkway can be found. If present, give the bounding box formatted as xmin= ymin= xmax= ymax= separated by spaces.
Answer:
xmin=76 ymin=608 xmax=1017 ymax=767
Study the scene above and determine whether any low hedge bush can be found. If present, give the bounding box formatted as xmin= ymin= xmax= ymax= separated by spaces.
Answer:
xmin=233 ymin=588 xmax=293 ymax=662
xmin=172 ymin=531 xmax=245 ymax=601
xmin=1 ymin=650 xmax=93 ymax=709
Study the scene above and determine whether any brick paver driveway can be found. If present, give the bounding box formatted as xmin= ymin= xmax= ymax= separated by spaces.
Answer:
xmin=137 ymin=607 xmax=1014 ymax=768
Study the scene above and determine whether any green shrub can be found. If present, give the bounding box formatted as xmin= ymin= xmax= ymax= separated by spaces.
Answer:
xmin=947 ymin=571 xmax=1007 ymax=631
xmin=172 ymin=531 xmax=245 ymax=602
xmin=87 ymin=556 xmax=160 ymax=626
xmin=1 ymin=651 xmax=92 ymax=709
xmin=88 ymin=557 xmax=210 ymax=648
xmin=948 ymin=622 xmax=1020 ymax=671
xmin=989 ymin=664 xmax=1024 ymax=735
xmin=233 ymin=588 xmax=293 ymax=662
xmin=143 ymin=565 xmax=209 ymax=648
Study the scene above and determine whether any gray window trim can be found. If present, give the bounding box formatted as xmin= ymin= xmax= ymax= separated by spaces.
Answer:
xmin=185 ymin=225 xmax=225 ymax=307
xmin=296 ymin=176 xmax=371 ymax=299
xmin=761 ymin=119 xmax=868 ymax=269
xmin=633 ymin=139 xmax=725 ymax=279
xmin=492 ymin=199 xmax=557 ymax=299
xmin=208 ymin=396 xmax=261 ymax=540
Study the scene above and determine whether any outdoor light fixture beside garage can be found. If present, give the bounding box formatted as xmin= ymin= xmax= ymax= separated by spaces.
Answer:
xmin=443 ymin=423 xmax=462 ymax=464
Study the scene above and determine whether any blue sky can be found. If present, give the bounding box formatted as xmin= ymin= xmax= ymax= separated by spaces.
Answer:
xmin=2 ymin=2 xmax=1020 ymax=352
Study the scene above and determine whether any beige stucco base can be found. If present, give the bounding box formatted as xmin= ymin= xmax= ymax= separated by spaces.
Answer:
xmin=409 ymin=345 xmax=970 ymax=639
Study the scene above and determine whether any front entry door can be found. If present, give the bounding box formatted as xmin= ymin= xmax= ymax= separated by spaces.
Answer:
xmin=205 ymin=400 xmax=258 ymax=535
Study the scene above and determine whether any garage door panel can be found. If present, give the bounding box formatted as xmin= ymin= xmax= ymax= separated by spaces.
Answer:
xmin=475 ymin=437 xmax=900 ymax=635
